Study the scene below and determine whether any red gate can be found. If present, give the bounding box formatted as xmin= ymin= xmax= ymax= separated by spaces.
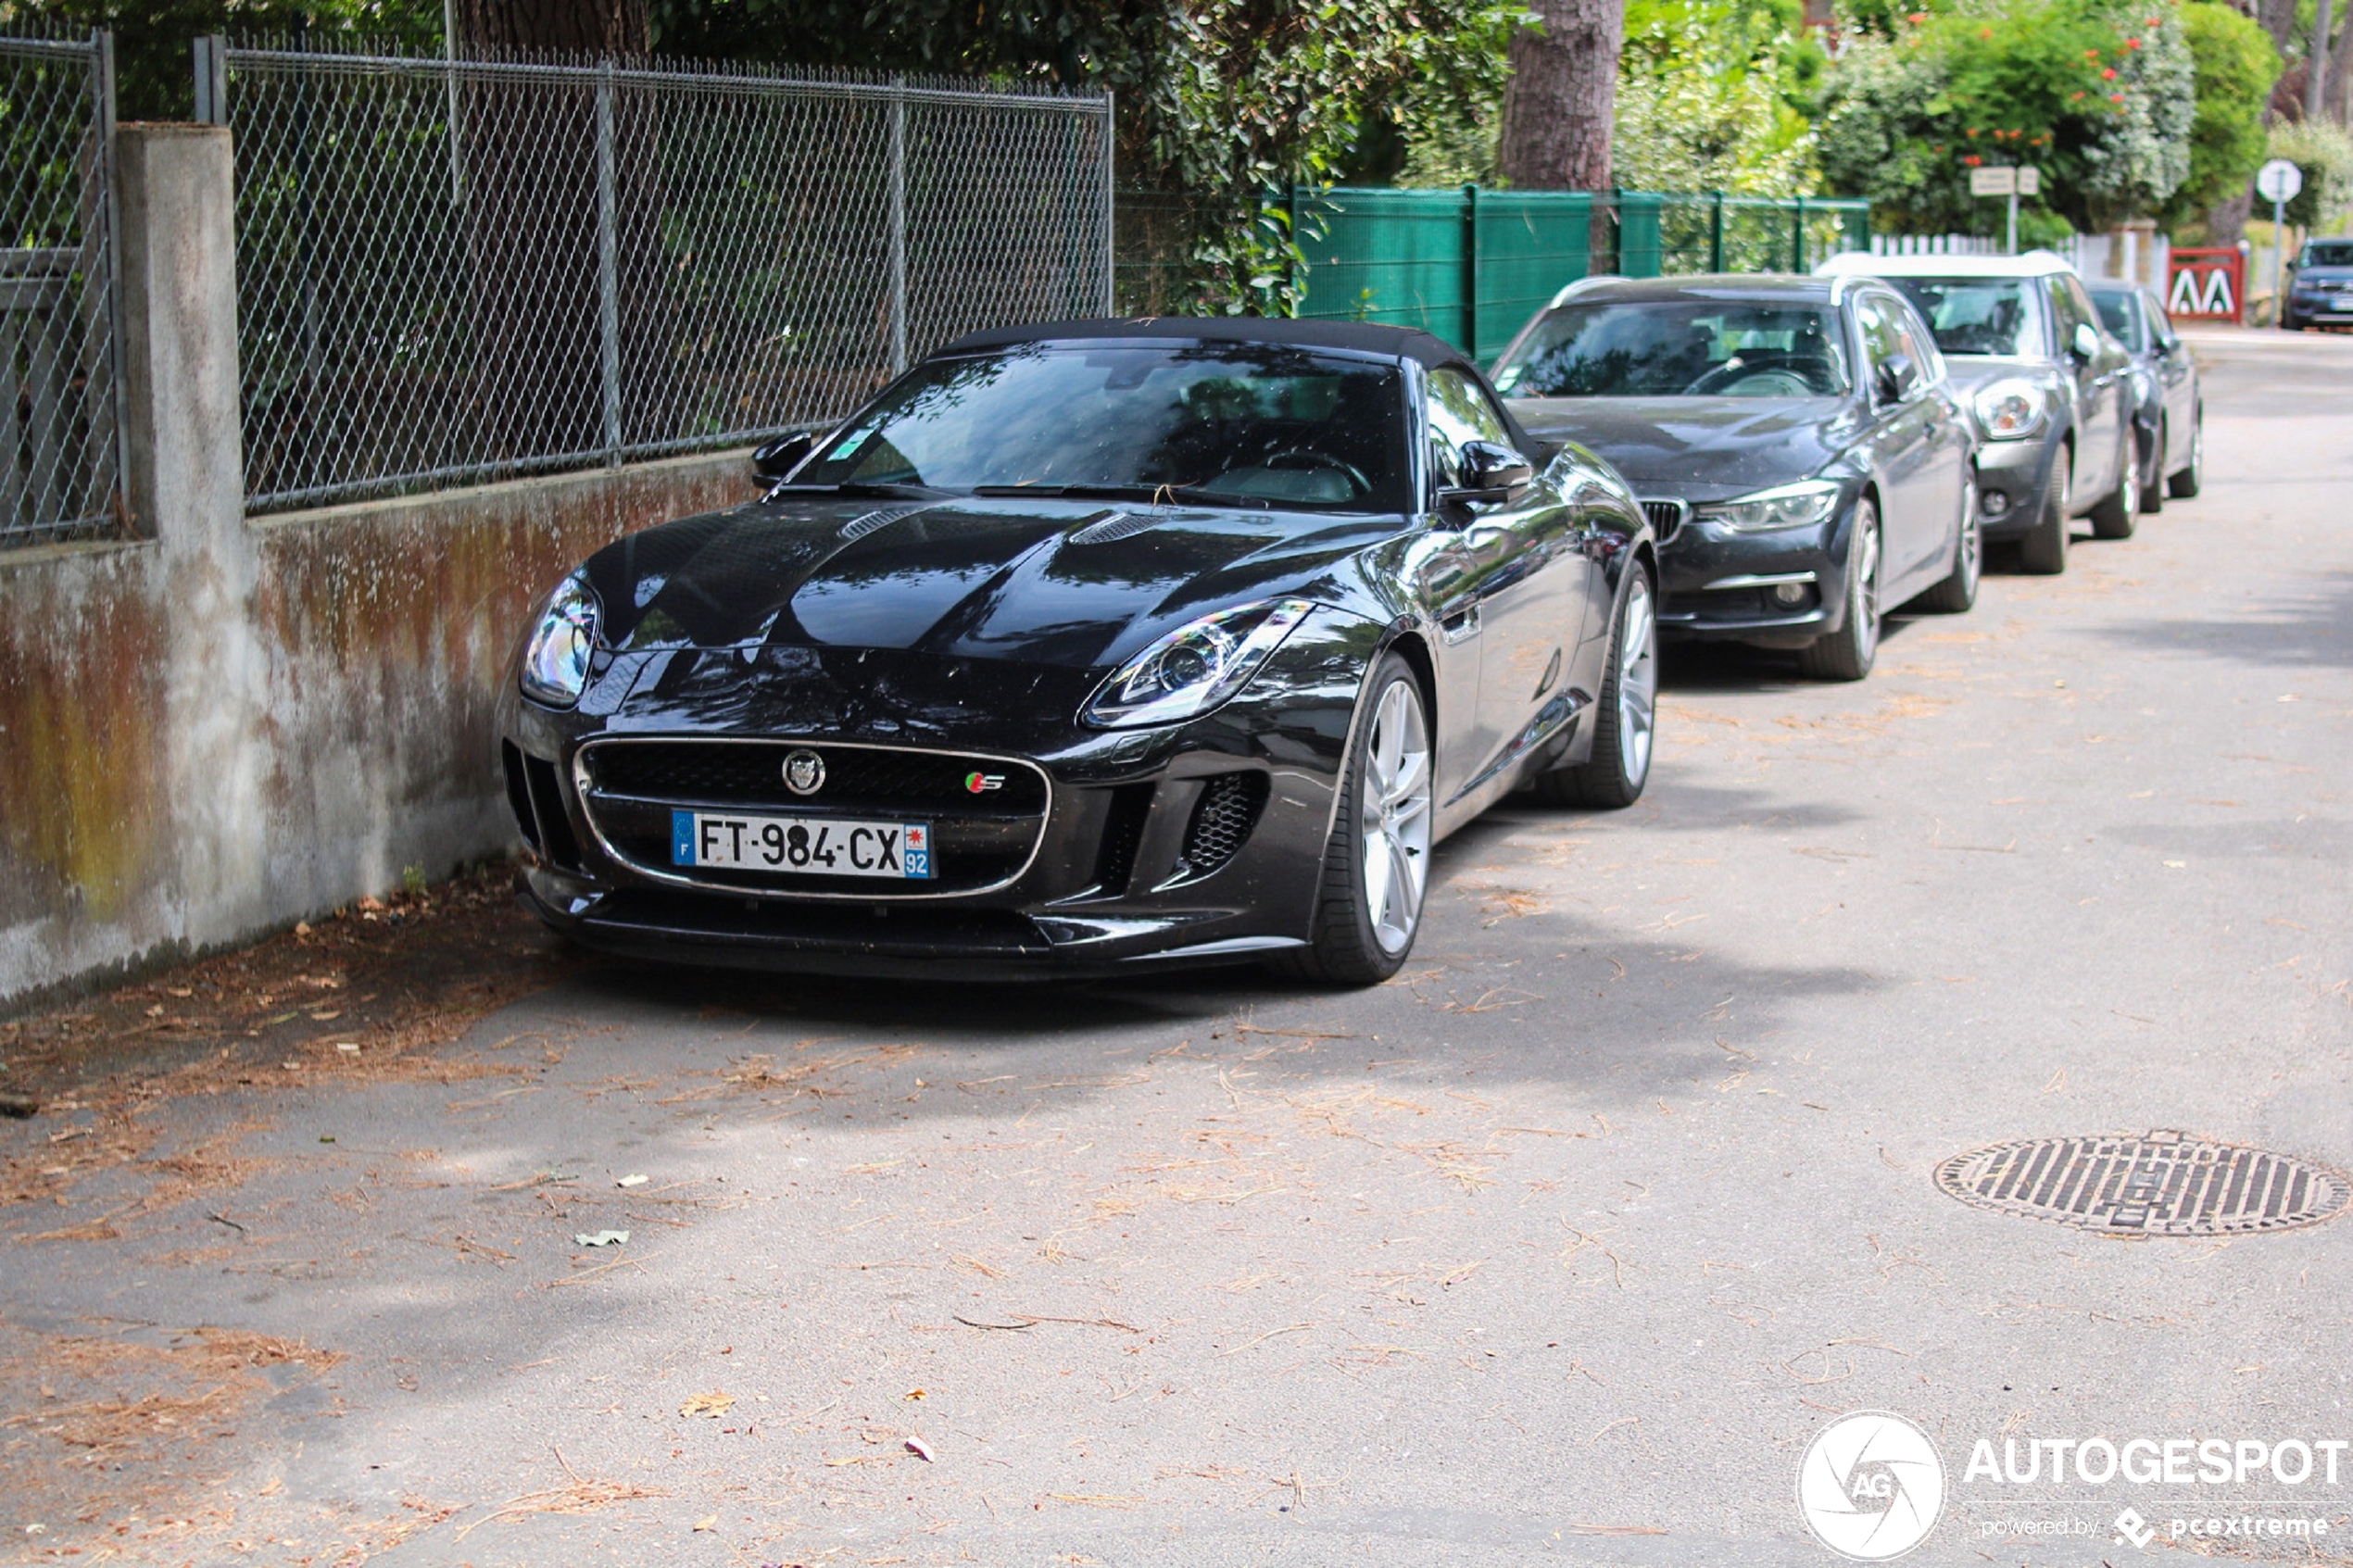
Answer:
xmin=2166 ymin=247 xmax=2245 ymax=323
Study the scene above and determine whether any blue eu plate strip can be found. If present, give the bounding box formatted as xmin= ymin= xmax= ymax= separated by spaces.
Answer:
xmin=671 ymin=809 xmax=696 ymax=866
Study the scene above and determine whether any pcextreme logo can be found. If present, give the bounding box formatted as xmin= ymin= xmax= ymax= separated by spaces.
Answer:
xmin=1798 ymin=1411 xmax=1947 ymax=1561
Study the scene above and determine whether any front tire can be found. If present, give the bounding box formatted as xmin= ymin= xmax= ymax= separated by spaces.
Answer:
xmin=2167 ymin=407 xmax=2203 ymax=497
xmin=1797 ymin=500 xmax=1881 ymax=681
xmin=1531 ymin=565 xmax=1656 ymax=809
xmin=1912 ymin=485 xmax=1981 ymax=614
xmin=1278 ymin=656 xmax=1433 ymax=985
xmin=2089 ymin=422 xmax=2137 ymax=539
xmin=2137 ymin=419 xmax=2166 ymax=514
xmin=2017 ymin=453 xmax=2070 ymax=574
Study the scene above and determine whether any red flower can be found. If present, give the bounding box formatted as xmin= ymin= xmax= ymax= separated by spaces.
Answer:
xmin=2085 ymin=47 xmax=2102 ymax=57
xmin=2125 ymin=36 xmax=2142 ymax=46
xmin=2145 ymin=15 xmax=2161 ymax=24
xmin=1963 ymin=155 xmax=1983 ymax=166
xmin=2102 ymin=67 xmax=2118 ymax=78
xmin=2110 ymin=92 xmax=2126 ymax=102
xmin=2071 ymin=89 xmax=2087 ymax=98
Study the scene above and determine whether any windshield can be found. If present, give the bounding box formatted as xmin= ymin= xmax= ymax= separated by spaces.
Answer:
xmin=2303 ymin=240 xmax=2353 ymax=267
xmin=2090 ymin=290 xmax=2146 ymax=351
xmin=1886 ymin=277 xmax=2045 ymax=357
xmin=1491 ymin=302 xmax=1851 ymax=397
xmin=794 ymin=344 xmax=1408 ymax=510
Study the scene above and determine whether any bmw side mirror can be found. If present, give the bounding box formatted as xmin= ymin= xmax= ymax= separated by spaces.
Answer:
xmin=752 ymin=431 xmax=816 ymax=484
xmin=2070 ymin=321 xmax=2101 ymax=361
xmin=1874 ymin=353 xmax=1918 ymax=404
xmin=1441 ymin=439 xmax=1535 ymax=508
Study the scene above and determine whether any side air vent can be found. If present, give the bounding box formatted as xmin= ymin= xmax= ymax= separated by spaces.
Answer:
xmin=502 ymin=742 xmax=541 ymax=851
xmin=1069 ymin=509 xmax=1161 ymax=546
xmin=838 ymin=504 xmax=931 ymax=542
xmin=1176 ymin=772 xmax=1268 ymax=880
xmin=523 ymin=753 xmax=582 ymax=872
xmin=1089 ymin=783 xmax=1156 ymax=896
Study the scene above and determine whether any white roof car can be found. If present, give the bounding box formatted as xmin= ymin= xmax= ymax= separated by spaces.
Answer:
xmin=1816 ymin=249 xmax=2078 ymax=279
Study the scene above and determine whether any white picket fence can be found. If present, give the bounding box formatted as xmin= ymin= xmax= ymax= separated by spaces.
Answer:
xmin=1867 ymin=230 xmax=2172 ymax=291
xmin=1869 ymin=233 xmax=2001 ymax=257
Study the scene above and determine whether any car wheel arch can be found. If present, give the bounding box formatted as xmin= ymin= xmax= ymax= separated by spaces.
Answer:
xmin=1378 ymin=628 xmax=1440 ymax=738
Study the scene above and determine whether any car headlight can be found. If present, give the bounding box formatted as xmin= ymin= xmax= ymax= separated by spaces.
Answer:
xmin=1083 ymin=598 xmax=1315 ymax=729
xmin=1692 ymin=479 xmax=1843 ymax=533
xmin=1972 ymin=380 xmax=2048 ymax=441
xmin=519 ymin=573 xmax=600 ymax=709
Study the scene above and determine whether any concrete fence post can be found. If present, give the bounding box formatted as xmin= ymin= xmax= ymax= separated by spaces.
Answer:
xmin=115 ymin=123 xmax=271 ymax=950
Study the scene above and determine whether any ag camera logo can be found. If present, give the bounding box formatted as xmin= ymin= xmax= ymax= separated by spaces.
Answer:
xmin=1799 ymin=1411 xmax=1946 ymax=1561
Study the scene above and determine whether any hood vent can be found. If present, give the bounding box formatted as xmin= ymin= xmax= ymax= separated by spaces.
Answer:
xmin=838 ymin=503 xmax=934 ymax=543
xmin=1068 ymin=509 xmax=1161 ymax=546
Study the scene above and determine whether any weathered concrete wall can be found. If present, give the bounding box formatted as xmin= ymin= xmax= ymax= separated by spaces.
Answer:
xmin=0 ymin=447 xmax=755 ymax=1011
xmin=0 ymin=126 xmax=758 ymax=1010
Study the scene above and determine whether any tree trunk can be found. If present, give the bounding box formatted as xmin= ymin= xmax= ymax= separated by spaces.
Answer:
xmin=2309 ymin=0 xmax=2334 ymax=118
xmin=2259 ymin=0 xmax=2298 ymax=56
xmin=1496 ymin=0 xmax=1627 ymax=191
xmin=2208 ymin=188 xmax=2250 ymax=246
xmin=2334 ymin=5 xmax=2353 ymax=122
xmin=452 ymin=0 xmax=648 ymax=57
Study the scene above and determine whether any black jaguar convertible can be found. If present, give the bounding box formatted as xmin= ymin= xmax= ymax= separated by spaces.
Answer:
xmin=497 ymin=320 xmax=1657 ymax=983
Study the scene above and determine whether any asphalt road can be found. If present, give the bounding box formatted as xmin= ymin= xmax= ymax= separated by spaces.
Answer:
xmin=5 ymin=327 xmax=2350 ymax=1568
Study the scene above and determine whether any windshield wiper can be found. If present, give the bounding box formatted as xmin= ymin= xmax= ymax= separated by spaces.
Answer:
xmin=768 ymin=480 xmax=945 ymax=499
xmin=972 ymin=483 xmax=1224 ymax=504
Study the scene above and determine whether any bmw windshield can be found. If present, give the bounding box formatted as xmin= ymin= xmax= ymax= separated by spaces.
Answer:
xmin=1491 ymin=302 xmax=1852 ymax=397
xmin=791 ymin=343 xmax=1411 ymax=510
xmin=2091 ymin=290 xmax=2147 ymax=351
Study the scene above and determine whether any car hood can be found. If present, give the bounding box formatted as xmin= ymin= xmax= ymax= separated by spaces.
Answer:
xmin=577 ymin=493 xmax=1405 ymax=671
xmin=2296 ymin=265 xmax=2353 ymax=282
xmin=1507 ymin=396 xmax=1860 ymax=499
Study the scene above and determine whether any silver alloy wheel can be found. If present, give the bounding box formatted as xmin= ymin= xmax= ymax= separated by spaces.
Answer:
xmin=1617 ymin=574 xmax=1657 ymax=786
xmin=1358 ymin=677 xmax=1433 ymax=956
xmin=1851 ymin=519 xmax=1881 ymax=662
xmin=1957 ymin=490 xmax=1982 ymax=596
xmin=2188 ymin=416 xmax=2203 ymax=485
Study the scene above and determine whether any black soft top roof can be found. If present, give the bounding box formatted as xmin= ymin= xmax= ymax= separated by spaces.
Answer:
xmin=937 ymin=315 xmax=1472 ymax=370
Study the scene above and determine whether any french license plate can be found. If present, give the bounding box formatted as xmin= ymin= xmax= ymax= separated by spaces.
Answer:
xmin=671 ymin=809 xmax=932 ymax=879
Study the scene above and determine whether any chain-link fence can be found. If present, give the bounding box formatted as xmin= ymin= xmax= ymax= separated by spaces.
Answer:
xmin=0 ymin=31 xmax=121 ymax=548
xmin=220 ymin=43 xmax=1113 ymax=513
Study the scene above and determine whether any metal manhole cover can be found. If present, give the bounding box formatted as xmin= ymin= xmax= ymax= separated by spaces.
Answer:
xmin=1934 ymin=1131 xmax=2353 ymax=1236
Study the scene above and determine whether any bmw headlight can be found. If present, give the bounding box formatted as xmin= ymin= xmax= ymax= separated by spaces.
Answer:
xmin=1693 ymin=479 xmax=1843 ymax=533
xmin=1972 ymin=380 xmax=2048 ymax=440
xmin=1083 ymin=598 xmax=1315 ymax=729
xmin=519 ymin=573 xmax=600 ymax=709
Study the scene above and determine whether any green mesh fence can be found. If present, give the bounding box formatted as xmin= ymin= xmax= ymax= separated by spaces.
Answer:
xmin=1290 ymin=185 xmax=1871 ymax=364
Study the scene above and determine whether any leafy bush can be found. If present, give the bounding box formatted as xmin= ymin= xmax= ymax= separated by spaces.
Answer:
xmin=2159 ymin=2 xmax=2281 ymax=227
xmin=1820 ymin=0 xmax=2194 ymax=234
xmin=1611 ymin=0 xmax=1822 ymax=194
xmin=2268 ymin=116 xmax=2353 ymax=230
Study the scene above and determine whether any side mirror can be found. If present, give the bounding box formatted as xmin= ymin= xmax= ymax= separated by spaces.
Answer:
xmin=2070 ymin=321 xmax=2101 ymax=361
xmin=751 ymin=431 xmax=816 ymax=484
xmin=1441 ymin=439 xmax=1535 ymax=508
xmin=1874 ymin=353 xmax=1919 ymax=403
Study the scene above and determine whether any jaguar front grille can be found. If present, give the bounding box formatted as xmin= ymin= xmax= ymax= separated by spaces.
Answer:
xmin=576 ymin=738 xmax=1050 ymax=899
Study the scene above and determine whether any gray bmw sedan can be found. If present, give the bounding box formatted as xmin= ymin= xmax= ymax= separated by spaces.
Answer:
xmin=1493 ymin=274 xmax=1977 ymax=681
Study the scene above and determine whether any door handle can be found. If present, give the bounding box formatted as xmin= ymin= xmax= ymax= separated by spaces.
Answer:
xmin=1439 ymin=605 xmax=1481 ymax=645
